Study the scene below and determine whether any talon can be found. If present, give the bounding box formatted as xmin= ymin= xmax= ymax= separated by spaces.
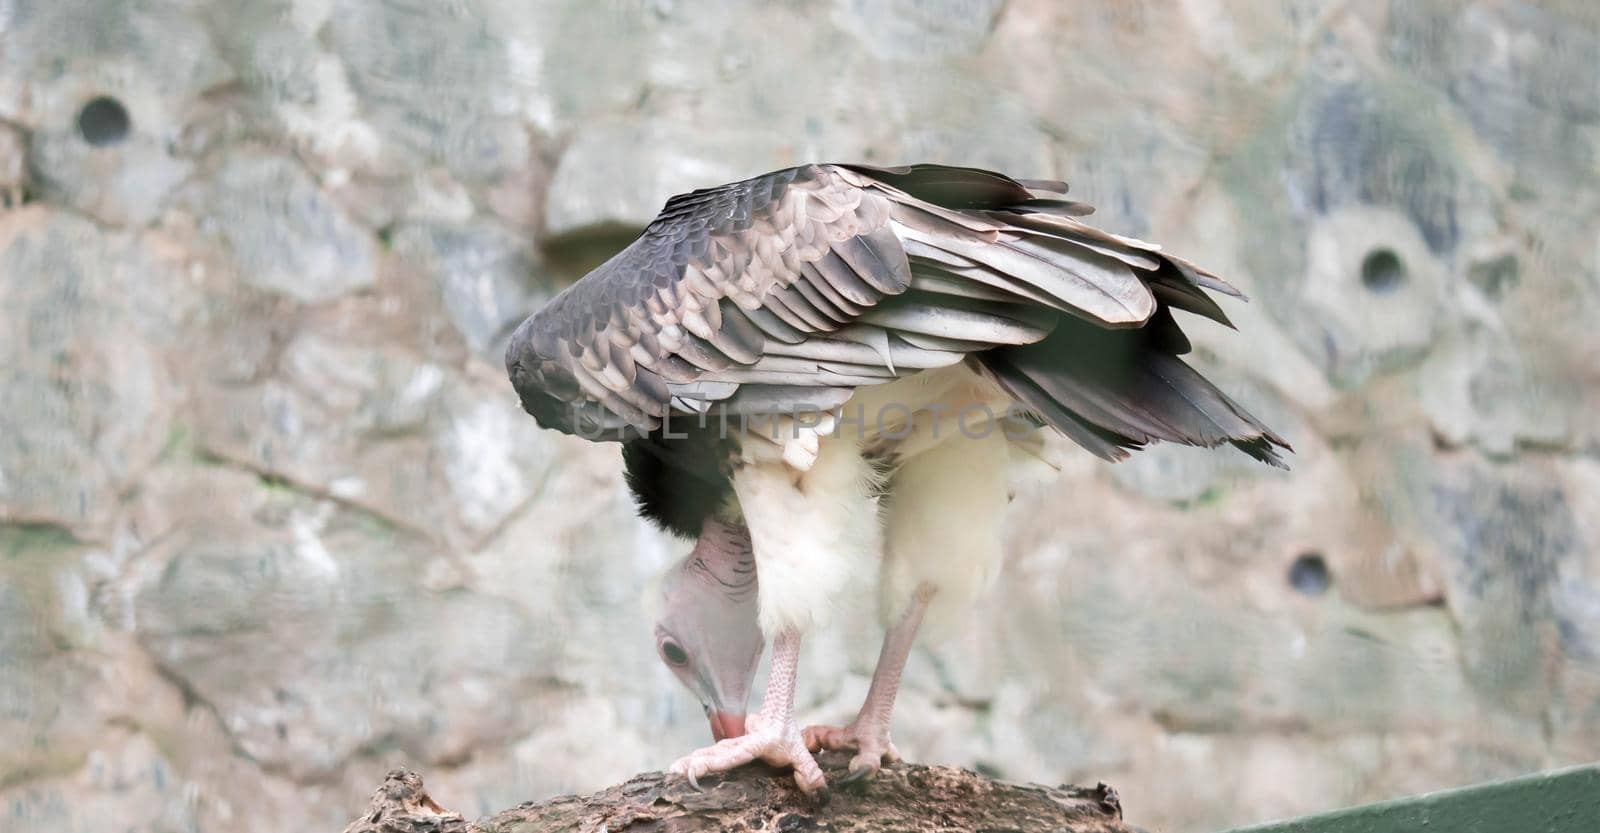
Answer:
xmin=798 ymin=721 xmax=895 ymax=783
xmin=839 ymin=763 xmax=876 ymax=785
xmin=666 ymin=713 xmax=820 ymax=797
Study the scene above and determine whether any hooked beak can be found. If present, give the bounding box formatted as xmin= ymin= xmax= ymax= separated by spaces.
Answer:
xmin=708 ymin=710 xmax=747 ymax=741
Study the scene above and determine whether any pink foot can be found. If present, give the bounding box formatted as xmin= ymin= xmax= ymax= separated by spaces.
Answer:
xmin=803 ymin=719 xmax=899 ymax=781
xmin=670 ymin=712 xmax=827 ymax=794
xmin=800 ymin=585 xmax=933 ymax=783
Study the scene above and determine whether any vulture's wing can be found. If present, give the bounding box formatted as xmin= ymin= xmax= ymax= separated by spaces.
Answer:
xmin=506 ymin=163 xmax=1285 ymax=464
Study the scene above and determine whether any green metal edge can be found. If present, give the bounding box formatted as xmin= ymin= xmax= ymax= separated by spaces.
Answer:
xmin=1218 ymin=763 xmax=1600 ymax=833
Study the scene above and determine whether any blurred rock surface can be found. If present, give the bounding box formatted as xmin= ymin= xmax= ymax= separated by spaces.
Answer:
xmin=2 ymin=2 xmax=1598 ymax=832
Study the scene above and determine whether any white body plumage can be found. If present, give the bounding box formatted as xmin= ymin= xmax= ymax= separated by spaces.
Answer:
xmin=733 ymin=364 xmax=1016 ymax=639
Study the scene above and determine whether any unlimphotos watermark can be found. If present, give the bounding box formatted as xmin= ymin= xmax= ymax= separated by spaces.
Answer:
xmin=572 ymin=395 xmax=1037 ymax=442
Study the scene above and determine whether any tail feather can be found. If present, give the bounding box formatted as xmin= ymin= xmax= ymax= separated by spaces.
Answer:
xmin=980 ymin=320 xmax=1291 ymax=468
xmin=990 ymin=365 xmax=1136 ymax=463
xmin=837 ymin=162 xmax=1289 ymax=469
xmin=1148 ymin=274 xmax=1235 ymax=328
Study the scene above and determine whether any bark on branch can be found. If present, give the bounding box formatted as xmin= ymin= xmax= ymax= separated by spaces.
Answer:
xmin=341 ymin=754 xmax=1133 ymax=833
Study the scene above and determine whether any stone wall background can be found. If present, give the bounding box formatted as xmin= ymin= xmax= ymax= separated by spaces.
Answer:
xmin=2 ymin=1 xmax=1598 ymax=831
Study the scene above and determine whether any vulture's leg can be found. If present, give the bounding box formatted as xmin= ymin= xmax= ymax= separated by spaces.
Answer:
xmin=668 ymin=439 xmax=876 ymax=794
xmin=803 ymin=583 xmax=934 ymax=781
xmin=668 ymin=628 xmax=826 ymax=794
xmin=805 ymin=428 xmax=1010 ymax=779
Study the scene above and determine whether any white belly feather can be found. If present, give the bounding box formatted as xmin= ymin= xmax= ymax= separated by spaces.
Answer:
xmin=732 ymin=365 xmax=1021 ymax=639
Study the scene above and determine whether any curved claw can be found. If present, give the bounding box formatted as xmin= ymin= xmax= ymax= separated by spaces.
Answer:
xmin=800 ymin=721 xmax=896 ymax=784
xmin=671 ymin=724 xmax=826 ymax=797
xmin=837 ymin=764 xmax=876 ymax=786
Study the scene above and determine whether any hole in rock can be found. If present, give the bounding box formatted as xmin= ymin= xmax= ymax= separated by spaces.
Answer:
xmin=78 ymin=96 xmax=131 ymax=147
xmin=1360 ymin=248 xmax=1405 ymax=293
xmin=1288 ymin=551 xmax=1331 ymax=596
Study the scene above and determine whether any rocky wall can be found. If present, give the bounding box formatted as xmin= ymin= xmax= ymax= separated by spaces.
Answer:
xmin=2 ymin=1 xmax=1598 ymax=831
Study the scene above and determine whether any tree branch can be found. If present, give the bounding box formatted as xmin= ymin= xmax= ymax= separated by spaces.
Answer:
xmin=342 ymin=755 xmax=1134 ymax=833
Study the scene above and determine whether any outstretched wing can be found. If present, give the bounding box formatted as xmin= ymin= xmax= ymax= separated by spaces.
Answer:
xmin=505 ymin=163 xmax=1249 ymax=446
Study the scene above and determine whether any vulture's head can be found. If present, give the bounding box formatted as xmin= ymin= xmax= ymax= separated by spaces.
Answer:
xmin=654 ymin=518 xmax=763 ymax=741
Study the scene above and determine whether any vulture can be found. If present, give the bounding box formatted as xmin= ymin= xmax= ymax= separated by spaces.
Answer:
xmin=505 ymin=163 xmax=1289 ymax=795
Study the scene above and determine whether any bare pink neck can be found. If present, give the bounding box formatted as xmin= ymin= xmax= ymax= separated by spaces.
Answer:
xmin=684 ymin=518 xmax=757 ymax=601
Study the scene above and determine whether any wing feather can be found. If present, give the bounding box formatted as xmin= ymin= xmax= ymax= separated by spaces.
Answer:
xmin=730 ymin=304 xmax=806 ymax=345
xmin=806 ymin=252 xmax=879 ymax=306
xmin=505 ymin=162 xmax=1263 ymax=456
xmin=790 ymin=273 xmax=853 ymax=323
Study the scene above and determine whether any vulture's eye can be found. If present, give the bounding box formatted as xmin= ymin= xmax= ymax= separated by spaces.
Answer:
xmin=660 ymin=640 xmax=690 ymax=667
